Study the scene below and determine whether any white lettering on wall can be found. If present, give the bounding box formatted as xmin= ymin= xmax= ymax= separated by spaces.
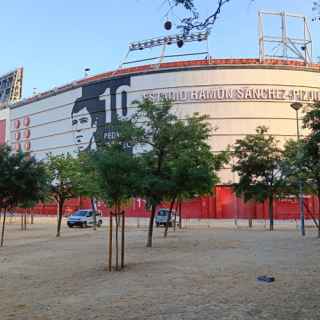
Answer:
xmin=143 ymin=86 xmax=320 ymax=103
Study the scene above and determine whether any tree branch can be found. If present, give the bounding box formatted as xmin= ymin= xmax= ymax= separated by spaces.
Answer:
xmin=170 ymin=0 xmax=231 ymax=34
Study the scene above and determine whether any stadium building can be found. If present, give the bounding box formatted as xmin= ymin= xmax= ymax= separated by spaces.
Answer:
xmin=2 ymin=58 xmax=319 ymax=219
xmin=1 ymin=11 xmax=320 ymax=220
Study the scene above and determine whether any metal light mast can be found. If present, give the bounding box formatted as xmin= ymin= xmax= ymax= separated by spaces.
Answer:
xmin=258 ymin=11 xmax=313 ymax=64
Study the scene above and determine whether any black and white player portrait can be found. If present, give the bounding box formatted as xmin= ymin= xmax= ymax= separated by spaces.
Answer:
xmin=71 ymin=76 xmax=131 ymax=152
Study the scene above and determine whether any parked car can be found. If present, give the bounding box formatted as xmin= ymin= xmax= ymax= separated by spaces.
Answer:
xmin=67 ymin=209 xmax=103 ymax=228
xmin=155 ymin=208 xmax=179 ymax=227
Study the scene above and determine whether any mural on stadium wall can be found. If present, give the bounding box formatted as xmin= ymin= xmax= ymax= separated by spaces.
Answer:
xmin=71 ymin=76 xmax=131 ymax=151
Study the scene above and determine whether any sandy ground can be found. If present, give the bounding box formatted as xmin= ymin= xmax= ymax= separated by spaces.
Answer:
xmin=0 ymin=219 xmax=320 ymax=320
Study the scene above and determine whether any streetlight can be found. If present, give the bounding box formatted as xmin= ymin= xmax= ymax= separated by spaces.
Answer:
xmin=290 ymin=102 xmax=305 ymax=236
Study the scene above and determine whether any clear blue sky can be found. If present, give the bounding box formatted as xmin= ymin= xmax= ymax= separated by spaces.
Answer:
xmin=1 ymin=0 xmax=319 ymax=98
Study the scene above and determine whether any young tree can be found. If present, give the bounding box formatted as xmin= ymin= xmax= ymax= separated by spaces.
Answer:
xmin=130 ymin=98 xmax=197 ymax=247
xmin=126 ymin=99 xmax=179 ymax=247
xmin=163 ymin=114 xmax=228 ymax=237
xmin=129 ymin=99 xmax=225 ymax=246
xmin=282 ymin=139 xmax=320 ymax=231
xmin=301 ymin=138 xmax=320 ymax=237
xmin=90 ymin=143 xmax=142 ymax=270
xmin=232 ymin=126 xmax=284 ymax=231
xmin=46 ymin=154 xmax=81 ymax=237
xmin=78 ymin=151 xmax=102 ymax=230
xmin=0 ymin=146 xmax=49 ymax=246
xmin=301 ymin=102 xmax=320 ymax=237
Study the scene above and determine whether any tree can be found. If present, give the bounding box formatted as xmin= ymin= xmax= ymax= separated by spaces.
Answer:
xmin=232 ymin=126 xmax=284 ymax=231
xmin=163 ymin=113 xmax=228 ymax=237
xmin=89 ymin=143 xmax=142 ymax=270
xmin=301 ymin=102 xmax=320 ymax=237
xmin=282 ymin=139 xmax=320 ymax=231
xmin=0 ymin=145 xmax=49 ymax=246
xmin=129 ymin=99 xmax=224 ymax=246
xmin=129 ymin=98 xmax=191 ymax=247
xmin=78 ymin=151 xmax=102 ymax=230
xmin=46 ymin=154 xmax=81 ymax=237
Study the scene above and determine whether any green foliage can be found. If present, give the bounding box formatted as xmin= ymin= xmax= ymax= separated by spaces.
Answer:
xmin=166 ymin=113 xmax=228 ymax=201
xmin=131 ymin=99 xmax=181 ymax=208
xmin=278 ymin=102 xmax=320 ymax=200
xmin=130 ymin=98 xmax=224 ymax=245
xmin=16 ymin=159 xmax=49 ymax=210
xmin=77 ymin=151 xmax=101 ymax=199
xmin=89 ymin=144 xmax=142 ymax=209
xmin=232 ymin=126 xmax=283 ymax=203
xmin=46 ymin=153 xmax=82 ymax=236
xmin=46 ymin=153 xmax=82 ymax=203
xmin=232 ymin=126 xmax=285 ymax=230
xmin=281 ymin=140 xmax=303 ymax=196
xmin=0 ymin=145 xmax=49 ymax=210
xmin=303 ymin=102 xmax=320 ymax=133
xmin=0 ymin=145 xmax=50 ymax=245
xmin=301 ymin=102 xmax=320 ymax=196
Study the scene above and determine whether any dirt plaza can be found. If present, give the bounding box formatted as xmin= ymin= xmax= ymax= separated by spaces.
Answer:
xmin=0 ymin=219 xmax=319 ymax=320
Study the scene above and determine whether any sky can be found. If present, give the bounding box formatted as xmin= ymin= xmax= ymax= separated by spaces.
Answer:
xmin=1 ymin=0 xmax=319 ymax=98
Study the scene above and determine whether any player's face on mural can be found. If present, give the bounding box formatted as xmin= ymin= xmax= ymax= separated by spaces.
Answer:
xmin=72 ymin=108 xmax=96 ymax=151
xmin=71 ymin=76 xmax=131 ymax=152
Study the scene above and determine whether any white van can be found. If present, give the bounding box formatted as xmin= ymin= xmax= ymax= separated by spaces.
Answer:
xmin=67 ymin=209 xmax=103 ymax=228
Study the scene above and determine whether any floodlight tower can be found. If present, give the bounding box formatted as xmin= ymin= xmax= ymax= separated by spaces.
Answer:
xmin=258 ymin=11 xmax=313 ymax=64
xmin=117 ymin=32 xmax=210 ymax=70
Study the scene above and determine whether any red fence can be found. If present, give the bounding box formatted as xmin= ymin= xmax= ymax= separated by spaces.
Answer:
xmin=23 ymin=186 xmax=320 ymax=220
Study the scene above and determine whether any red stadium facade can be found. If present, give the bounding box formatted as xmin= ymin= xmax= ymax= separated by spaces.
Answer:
xmin=28 ymin=187 xmax=319 ymax=221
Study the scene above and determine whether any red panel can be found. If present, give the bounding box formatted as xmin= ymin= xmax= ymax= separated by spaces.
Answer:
xmin=20 ymin=186 xmax=320 ymax=220
xmin=274 ymin=198 xmax=298 ymax=219
xmin=216 ymin=186 xmax=237 ymax=219
xmin=0 ymin=120 xmax=6 ymax=144
xmin=235 ymin=198 xmax=256 ymax=219
xmin=180 ymin=198 xmax=202 ymax=219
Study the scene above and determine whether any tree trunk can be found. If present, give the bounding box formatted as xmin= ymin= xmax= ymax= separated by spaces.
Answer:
xmin=178 ymin=200 xmax=182 ymax=229
xmin=1 ymin=209 xmax=7 ymax=247
xmin=173 ymin=201 xmax=179 ymax=232
xmin=115 ymin=205 xmax=120 ymax=271
xmin=146 ymin=204 xmax=157 ymax=247
xmin=21 ymin=213 xmax=24 ymax=231
xmin=303 ymin=201 xmax=319 ymax=229
xmin=268 ymin=196 xmax=274 ymax=231
xmin=248 ymin=202 xmax=253 ymax=228
xmin=318 ymin=194 xmax=320 ymax=238
xmin=90 ymin=197 xmax=97 ymax=231
xmin=164 ymin=197 xmax=176 ymax=238
xmin=108 ymin=213 xmax=113 ymax=272
xmin=56 ymin=199 xmax=64 ymax=237
xmin=121 ymin=211 xmax=125 ymax=269
xmin=31 ymin=210 xmax=34 ymax=224
xmin=24 ymin=213 xmax=27 ymax=231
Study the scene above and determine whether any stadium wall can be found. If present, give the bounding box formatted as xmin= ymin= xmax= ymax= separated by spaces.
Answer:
xmin=9 ymin=59 xmax=320 ymax=219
